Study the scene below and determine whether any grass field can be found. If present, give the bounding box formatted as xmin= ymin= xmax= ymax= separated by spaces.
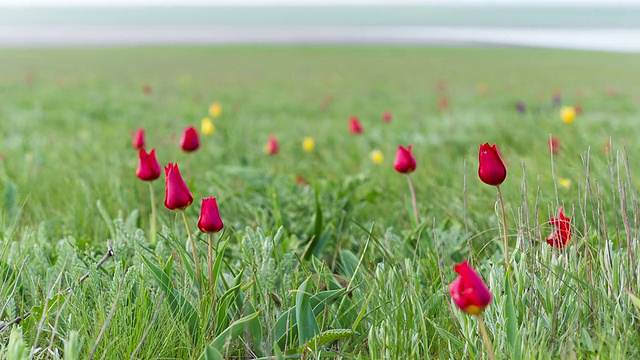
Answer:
xmin=1 ymin=46 xmax=640 ymax=359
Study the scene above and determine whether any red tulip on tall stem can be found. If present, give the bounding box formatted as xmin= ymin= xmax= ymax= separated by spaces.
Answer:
xmin=198 ymin=197 xmax=224 ymax=299
xmin=449 ymin=260 xmax=495 ymax=360
xmin=164 ymin=162 xmax=202 ymax=298
xmin=394 ymin=145 xmax=419 ymax=225
xmin=136 ymin=148 xmax=161 ymax=244
xmin=478 ymin=143 xmax=509 ymax=271
xmin=179 ymin=126 xmax=200 ymax=178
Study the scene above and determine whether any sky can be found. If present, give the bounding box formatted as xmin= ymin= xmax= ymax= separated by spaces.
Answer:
xmin=2 ymin=0 xmax=640 ymax=5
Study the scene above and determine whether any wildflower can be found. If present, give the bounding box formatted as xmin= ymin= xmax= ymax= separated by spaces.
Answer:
xmin=560 ymin=106 xmax=576 ymax=124
xmin=264 ymin=136 xmax=279 ymax=155
xmin=209 ymin=102 xmax=222 ymax=118
xmin=142 ymin=84 xmax=152 ymax=95
xmin=302 ymin=137 xmax=315 ymax=152
xmin=132 ymin=128 xmax=145 ymax=150
xmin=197 ymin=197 xmax=224 ymax=233
xmin=382 ymin=111 xmax=392 ymax=123
xmin=349 ymin=116 xmax=363 ymax=134
xmin=548 ymin=137 xmax=560 ymax=155
xmin=449 ymin=260 xmax=492 ymax=315
xmin=478 ymin=143 xmax=507 ymax=186
xmin=546 ymin=207 xmax=572 ymax=248
xmin=136 ymin=148 xmax=161 ymax=181
xmin=516 ymin=101 xmax=526 ymax=114
xmin=201 ymin=118 xmax=215 ymax=136
xmin=393 ymin=145 xmax=416 ymax=174
xmin=370 ymin=150 xmax=383 ymax=164
xmin=163 ymin=163 xmax=193 ymax=210
xmin=558 ymin=178 xmax=571 ymax=189
xmin=180 ymin=126 xmax=200 ymax=152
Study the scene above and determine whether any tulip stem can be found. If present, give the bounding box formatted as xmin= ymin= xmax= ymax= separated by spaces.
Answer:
xmin=476 ymin=313 xmax=495 ymax=360
xmin=181 ymin=210 xmax=202 ymax=299
xmin=496 ymin=186 xmax=510 ymax=272
xmin=407 ymin=174 xmax=420 ymax=226
xmin=207 ymin=232 xmax=215 ymax=300
xmin=148 ymin=182 xmax=157 ymax=245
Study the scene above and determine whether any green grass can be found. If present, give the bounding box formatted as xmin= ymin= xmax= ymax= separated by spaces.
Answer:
xmin=0 ymin=46 xmax=640 ymax=359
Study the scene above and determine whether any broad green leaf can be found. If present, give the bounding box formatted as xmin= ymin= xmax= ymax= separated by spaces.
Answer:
xmin=300 ymin=329 xmax=355 ymax=352
xmin=209 ymin=311 xmax=260 ymax=353
xmin=200 ymin=345 xmax=223 ymax=360
xmin=629 ymin=291 xmax=640 ymax=310
xmin=140 ymin=253 xmax=200 ymax=340
xmin=295 ymin=277 xmax=320 ymax=346
xmin=504 ymin=275 xmax=518 ymax=356
xmin=63 ymin=331 xmax=83 ymax=360
xmin=273 ymin=289 xmax=345 ymax=348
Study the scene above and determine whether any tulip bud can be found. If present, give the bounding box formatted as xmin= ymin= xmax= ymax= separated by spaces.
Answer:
xmin=163 ymin=163 xmax=193 ymax=210
xmin=136 ymin=148 xmax=161 ymax=181
xmin=265 ymin=136 xmax=279 ymax=155
xmin=393 ymin=145 xmax=416 ymax=174
xmin=133 ymin=128 xmax=145 ymax=150
xmin=349 ymin=116 xmax=363 ymax=134
xmin=478 ymin=143 xmax=507 ymax=186
xmin=197 ymin=197 xmax=224 ymax=233
xmin=548 ymin=137 xmax=560 ymax=155
xmin=449 ymin=260 xmax=492 ymax=315
xmin=180 ymin=126 xmax=200 ymax=152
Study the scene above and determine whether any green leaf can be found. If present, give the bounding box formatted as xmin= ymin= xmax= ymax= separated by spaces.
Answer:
xmin=629 ymin=291 xmax=640 ymax=310
xmin=209 ymin=311 xmax=260 ymax=353
xmin=140 ymin=253 xmax=200 ymax=340
xmin=300 ymin=329 xmax=355 ymax=352
xmin=295 ymin=277 xmax=320 ymax=347
xmin=63 ymin=331 xmax=83 ymax=360
xmin=6 ymin=328 xmax=28 ymax=360
xmin=504 ymin=275 xmax=518 ymax=356
xmin=200 ymin=346 xmax=223 ymax=360
xmin=273 ymin=289 xmax=345 ymax=348
xmin=303 ymin=187 xmax=326 ymax=260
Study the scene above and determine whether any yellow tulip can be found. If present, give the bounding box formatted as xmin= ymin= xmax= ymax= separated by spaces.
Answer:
xmin=370 ymin=150 xmax=384 ymax=164
xmin=560 ymin=106 xmax=576 ymax=123
xmin=201 ymin=117 xmax=215 ymax=135
xmin=302 ymin=137 xmax=315 ymax=152
xmin=209 ymin=102 xmax=222 ymax=118
xmin=559 ymin=178 xmax=571 ymax=189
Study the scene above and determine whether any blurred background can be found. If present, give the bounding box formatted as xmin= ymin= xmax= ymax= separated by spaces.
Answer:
xmin=1 ymin=0 xmax=639 ymax=51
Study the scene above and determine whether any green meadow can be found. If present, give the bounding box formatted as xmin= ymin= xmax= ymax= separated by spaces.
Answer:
xmin=1 ymin=46 xmax=640 ymax=359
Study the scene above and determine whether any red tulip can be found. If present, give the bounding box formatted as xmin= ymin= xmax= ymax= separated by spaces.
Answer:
xmin=163 ymin=163 xmax=193 ymax=210
xmin=265 ymin=135 xmax=279 ymax=155
xmin=133 ymin=128 xmax=145 ymax=150
xmin=180 ymin=126 xmax=200 ymax=152
xmin=449 ymin=260 xmax=492 ymax=315
xmin=478 ymin=143 xmax=507 ymax=186
xmin=136 ymin=148 xmax=161 ymax=181
xmin=393 ymin=145 xmax=416 ymax=174
xmin=197 ymin=197 xmax=224 ymax=233
xmin=546 ymin=207 xmax=572 ymax=248
xmin=548 ymin=137 xmax=560 ymax=155
xmin=349 ymin=116 xmax=363 ymax=134
xmin=382 ymin=111 xmax=392 ymax=123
